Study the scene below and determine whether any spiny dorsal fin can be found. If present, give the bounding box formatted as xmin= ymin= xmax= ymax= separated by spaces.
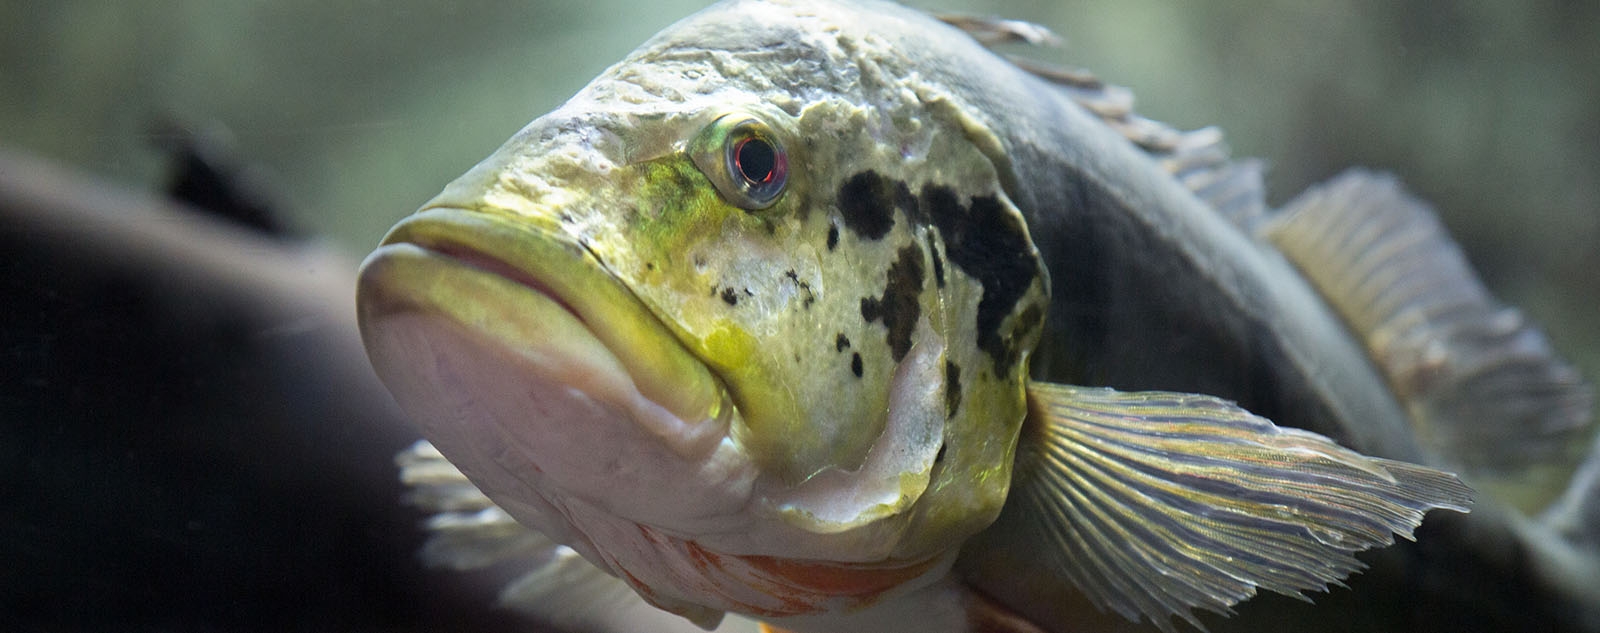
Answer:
xmin=961 ymin=383 xmax=1471 ymax=633
xmin=939 ymin=14 xmax=1269 ymax=227
xmin=936 ymin=14 xmax=1062 ymax=47
xmin=1261 ymin=171 xmax=1595 ymax=508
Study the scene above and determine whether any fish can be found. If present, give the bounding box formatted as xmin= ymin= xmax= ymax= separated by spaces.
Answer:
xmin=353 ymin=1 xmax=1598 ymax=632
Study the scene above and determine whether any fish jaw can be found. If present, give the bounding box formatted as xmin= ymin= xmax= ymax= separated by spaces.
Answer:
xmin=355 ymin=208 xmax=759 ymax=535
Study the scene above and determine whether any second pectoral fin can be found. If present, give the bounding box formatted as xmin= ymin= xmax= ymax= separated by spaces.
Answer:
xmin=963 ymin=382 xmax=1472 ymax=632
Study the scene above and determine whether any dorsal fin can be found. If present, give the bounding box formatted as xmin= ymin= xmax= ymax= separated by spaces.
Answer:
xmin=939 ymin=14 xmax=1269 ymax=227
xmin=1260 ymin=171 xmax=1595 ymax=509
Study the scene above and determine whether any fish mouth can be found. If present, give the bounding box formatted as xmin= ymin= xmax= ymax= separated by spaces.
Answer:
xmin=356 ymin=207 xmax=731 ymax=463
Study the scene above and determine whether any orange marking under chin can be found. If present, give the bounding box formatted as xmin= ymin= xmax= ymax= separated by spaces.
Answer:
xmin=628 ymin=532 xmax=945 ymax=618
xmin=736 ymin=550 xmax=945 ymax=599
xmin=595 ymin=522 xmax=950 ymax=619
xmin=682 ymin=539 xmax=944 ymax=616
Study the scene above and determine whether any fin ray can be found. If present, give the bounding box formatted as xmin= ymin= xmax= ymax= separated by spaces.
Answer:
xmin=941 ymin=12 xmax=1269 ymax=226
xmin=965 ymin=384 xmax=1471 ymax=632
xmin=1262 ymin=171 xmax=1594 ymax=505
xmin=396 ymin=441 xmax=740 ymax=633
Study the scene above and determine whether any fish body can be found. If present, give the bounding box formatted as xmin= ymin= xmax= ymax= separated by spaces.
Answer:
xmin=355 ymin=1 xmax=1595 ymax=632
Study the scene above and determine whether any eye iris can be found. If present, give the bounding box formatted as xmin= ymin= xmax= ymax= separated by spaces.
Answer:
xmin=693 ymin=114 xmax=788 ymax=210
xmin=734 ymin=137 xmax=776 ymax=185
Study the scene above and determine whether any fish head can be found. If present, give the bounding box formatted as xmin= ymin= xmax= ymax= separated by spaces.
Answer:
xmin=356 ymin=0 xmax=1049 ymax=617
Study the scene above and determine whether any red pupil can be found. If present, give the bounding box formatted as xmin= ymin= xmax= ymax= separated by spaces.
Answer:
xmin=734 ymin=137 xmax=776 ymax=184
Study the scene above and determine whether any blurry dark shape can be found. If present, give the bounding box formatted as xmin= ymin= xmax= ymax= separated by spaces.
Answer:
xmin=0 ymin=148 xmax=540 ymax=632
xmin=148 ymin=117 xmax=293 ymax=236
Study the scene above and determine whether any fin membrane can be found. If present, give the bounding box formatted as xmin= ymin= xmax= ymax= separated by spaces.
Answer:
xmin=935 ymin=14 xmax=1062 ymax=47
xmin=939 ymin=12 xmax=1269 ymax=227
xmin=1262 ymin=171 xmax=1594 ymax=497
xmin=397 ymin=440 xmax=547 ymax=569
xmin=397 ymin=441 xmax=736 ymax=633
xmin=974 ymin=383 xmax=1471 ymax=632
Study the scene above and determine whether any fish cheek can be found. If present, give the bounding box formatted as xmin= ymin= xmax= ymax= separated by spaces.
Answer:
xmin=614 ymin=157 xmax=899 ymax=484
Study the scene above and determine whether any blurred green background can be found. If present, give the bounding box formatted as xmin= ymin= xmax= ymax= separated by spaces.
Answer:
xmin=2 ymin=0 xmax=1595 ymax=372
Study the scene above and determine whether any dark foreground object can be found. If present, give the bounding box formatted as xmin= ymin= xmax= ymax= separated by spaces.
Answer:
xmin=0 ymin=149 xmax=531 ymax=632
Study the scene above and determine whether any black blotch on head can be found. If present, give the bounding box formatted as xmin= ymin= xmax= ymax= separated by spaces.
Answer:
xmin=837 ymin=171 xmax=915 ymax=241
xmin=922 ymin=185 xmax=1040 ymax=374
xmin=851 ymin=352 xmax=863 ymax=378
xmin=826 ymin=223 xmax=840 ymax=251
xmin=720 ymin=287 xmax=739 ymax=306
xmin=944 ymin=360 xmax=962 ymax=418
xmin=858 ymin=244 xmax=925 ymax=362
xmin=835 ymin=333 xmax=850 ymax=352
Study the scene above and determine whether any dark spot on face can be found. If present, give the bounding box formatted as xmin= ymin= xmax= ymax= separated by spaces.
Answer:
xmin=837 ymin=171 xmax=915 ymax=241
xmin=921 ymin=185 xmax=1040 ymax=375
xmin=944 ymin=360 xmax=962 ymax=418
xmin=851 ymin=352 xmax=863 ymax=378
xmin=858 ymin=244 xmax=925 ymax=362
xmin=835 ymin=333 xmax=850 ymax=352
xmin=784 ymin=270 xmax=816 ymax=309
xmin=645 ymin=261 xmax=656 ymax=271
xmin=720 ymin=287 xmax=739 ymax=306
xmin=826 ymin=223 xmax=840 ymax=251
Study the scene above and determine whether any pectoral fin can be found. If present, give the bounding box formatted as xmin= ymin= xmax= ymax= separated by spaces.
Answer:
xmin=961 ymin=383 xmax=1471 ymax=632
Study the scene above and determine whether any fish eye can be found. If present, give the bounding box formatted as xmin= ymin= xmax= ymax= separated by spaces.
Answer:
xmin=691 ymin=113 xmax=788 ymax=210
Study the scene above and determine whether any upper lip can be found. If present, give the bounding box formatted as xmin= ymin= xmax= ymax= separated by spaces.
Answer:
xmin=389 ymin=220 xmax=585 ymax=322
xmin=370 ymin=207 xmax=728 ymax=443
